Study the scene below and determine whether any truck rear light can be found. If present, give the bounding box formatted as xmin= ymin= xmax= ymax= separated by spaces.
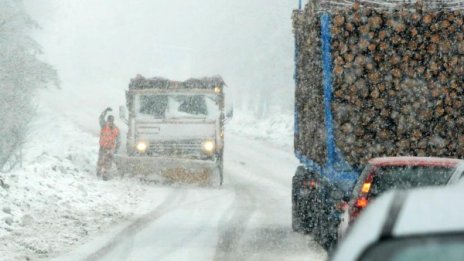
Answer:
xmin=303 ymin=179 xmax=317 ymax=189
xmin=356 ymin=197 xmax=368 ymax=208
xmin=309 ymin=179 xmax=316 ymax=189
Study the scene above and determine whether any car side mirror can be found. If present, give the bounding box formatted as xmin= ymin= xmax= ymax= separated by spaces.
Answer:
xmin=119 ymin=105 xmax=128 ymax=125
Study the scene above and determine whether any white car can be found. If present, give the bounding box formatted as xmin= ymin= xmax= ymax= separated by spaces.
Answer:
xmin=331 ymin=183 xmax=464 ymax=261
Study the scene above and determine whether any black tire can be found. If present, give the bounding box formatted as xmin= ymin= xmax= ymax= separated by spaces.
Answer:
xmin=209 ymin=158 xmax=223 ymax=187
xmin=292 ymin=200 xmax=304 ymax=232
xmin=292 ymin=166 xmax=305 ymax=232
xmin=314 ymin=200 xmax=339 ymax=252
xmin=312 ymin=193 xmax=325 ymax=242
xmin=219 ymin=162 xmax=224 ymax=186
xmin=319 ymin=218 xmax=338 ymax=252
xmin=218 ymin=153 xmax=224 ymax=186
xmin=323 ymin=231 xmax=338 ymax=252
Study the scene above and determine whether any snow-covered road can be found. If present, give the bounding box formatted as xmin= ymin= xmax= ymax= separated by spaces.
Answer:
xmin=56 ymin=134 xmax=326 ymax=261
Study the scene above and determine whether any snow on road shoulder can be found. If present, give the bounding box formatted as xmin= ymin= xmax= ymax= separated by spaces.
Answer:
xmin=227 ymin=110 xmax=293 ymax=149
xmin=0 ymin=103 xmax=148 ymax=261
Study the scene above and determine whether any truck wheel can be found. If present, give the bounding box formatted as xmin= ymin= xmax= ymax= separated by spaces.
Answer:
xmin=292 ymin=166 xmax=305 ymax=232
xmin=312 ymin=196 xmax=324 ymax=242
xmin=209 ymin=160 xmax=223 ymax=187
xmin=218 ymin=160 xmax=224 ymax=186
xmin=216 ymin=153 xmax=224 ymax=186
xmin=292 ymin=201 xmax=303 ymax=232
xmin=324 ymin=232 xmax=338 ymax=252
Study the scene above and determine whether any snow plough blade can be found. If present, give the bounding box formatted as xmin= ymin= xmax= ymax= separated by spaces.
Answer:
xmin=114 ymin=155 xmax=219 ymax=185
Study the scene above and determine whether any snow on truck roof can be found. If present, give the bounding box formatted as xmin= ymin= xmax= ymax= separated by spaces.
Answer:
xmin=129 ymin=75 xmax=225 ymax=90
xmin=368 ymin=157 xmax=463 ymax=168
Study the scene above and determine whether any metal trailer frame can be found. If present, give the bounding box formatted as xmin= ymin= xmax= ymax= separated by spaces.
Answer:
xmin=293 ymin=2 xmax=359 ymax=192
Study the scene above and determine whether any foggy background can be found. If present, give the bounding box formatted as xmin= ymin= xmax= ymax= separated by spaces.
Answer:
xmin=24 ymin=0 xmax=297 ymax=131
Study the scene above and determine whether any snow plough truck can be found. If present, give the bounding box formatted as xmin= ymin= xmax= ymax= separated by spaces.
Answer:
xmin=115 ymin=75 xmax=226 ymax=185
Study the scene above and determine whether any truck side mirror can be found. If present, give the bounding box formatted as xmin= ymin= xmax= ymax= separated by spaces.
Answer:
xmin=226 ymin=107 xmax=234 ymax=119
xmin=119 ymin=105 xmax=128 ymax=125
xmin=223 ymin=106 xmax=233 ymax=125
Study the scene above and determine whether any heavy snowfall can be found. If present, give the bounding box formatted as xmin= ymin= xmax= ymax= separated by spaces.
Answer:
xmin=2 ymin=0 xmax=464 ymax=260
xmin=0 ymin=0 xmax=327 ymax=260
xmin=0 ymin=98 xmax=325 ymax=260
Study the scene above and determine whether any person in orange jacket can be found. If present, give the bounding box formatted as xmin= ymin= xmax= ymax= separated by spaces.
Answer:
xmin=96 ymin=107 xmax=120 ymax=180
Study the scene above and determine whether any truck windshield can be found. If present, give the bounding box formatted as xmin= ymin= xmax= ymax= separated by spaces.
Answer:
xmin=136 ymin=94 xmax=219 ymax=120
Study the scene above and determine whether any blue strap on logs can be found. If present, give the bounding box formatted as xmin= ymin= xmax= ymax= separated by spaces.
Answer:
xmin=293 ymin=7 xmax=359 ymax=191
xmin=321 ymin=13 xmax=336 ymax=168
xmin=321 ymin=13 xmax=358 ymax=190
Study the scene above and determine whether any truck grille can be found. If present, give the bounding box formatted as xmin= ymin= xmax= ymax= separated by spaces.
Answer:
xmin=147 ymin=139 xmax=206 ymax=159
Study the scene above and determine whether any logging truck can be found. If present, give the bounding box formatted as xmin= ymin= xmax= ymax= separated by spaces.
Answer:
xmin=291 ymin=0 xmax=464 ymax=251
xmin=115 ymin=75 xmax=227 ymax=185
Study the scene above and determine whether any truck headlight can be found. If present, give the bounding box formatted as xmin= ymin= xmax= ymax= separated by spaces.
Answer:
xmin=136 ymin=141 xmax=148 ymax=153
xmin=202 ymin=140 xmax=215 ymax=153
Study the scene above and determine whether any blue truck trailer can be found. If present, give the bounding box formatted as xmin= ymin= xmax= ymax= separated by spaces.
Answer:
xmin=291 ymin=1 xmax=358 ymax=251
xmin=291 ymin=0 xmax=464 ymax=251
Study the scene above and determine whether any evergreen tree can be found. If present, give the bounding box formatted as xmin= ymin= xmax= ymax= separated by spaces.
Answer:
xmin=0 ymin=0 xmax=57 ymax=172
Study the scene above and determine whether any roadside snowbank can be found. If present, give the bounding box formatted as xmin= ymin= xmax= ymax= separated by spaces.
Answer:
xmin=228 ymin=110 xmax=293 ymax=149
xmin=0 ymin=104 xmax=147 ymax=261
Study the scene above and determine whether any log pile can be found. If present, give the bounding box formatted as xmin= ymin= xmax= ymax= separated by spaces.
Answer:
xmin=294 ymin=1 xmax=464 ymax=168
xmin=129 ymin=75 xmax=225 ymax=90
xmin=293 ymin=6 xmax=326 ymax=163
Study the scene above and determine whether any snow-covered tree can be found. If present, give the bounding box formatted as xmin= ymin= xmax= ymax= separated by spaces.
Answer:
xmin=0 ymin=0 xmax=57 ymax=172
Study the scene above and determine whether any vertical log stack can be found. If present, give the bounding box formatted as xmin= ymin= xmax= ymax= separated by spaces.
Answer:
xmin=294 ymin=1 xmax=464 ymax=168
xmin=294 ymin=6 xmax=326 ymax=165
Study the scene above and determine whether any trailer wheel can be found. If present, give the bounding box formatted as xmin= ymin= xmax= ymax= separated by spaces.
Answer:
xmin=292 ymin=166 xmax=306 ymax=232
xmin=292 ymin=200 xmax=303 ymax=232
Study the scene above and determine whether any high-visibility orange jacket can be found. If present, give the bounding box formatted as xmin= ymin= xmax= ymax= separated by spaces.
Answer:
xmin=99 ymin=123 xmax=120 ymax=149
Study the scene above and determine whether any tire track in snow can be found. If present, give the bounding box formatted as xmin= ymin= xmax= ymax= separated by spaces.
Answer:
xmin=213 ymin=180 xmax=257 ymax=261
xmin=146 ymin=188 xmax=232 ymax=261
xmin=84 ymin=188 xmax=187 ymax=261
xmin=226 ymin=135 xmax=293 ymax=192
xmin=214 ymin=134 xmax=325 ymax=260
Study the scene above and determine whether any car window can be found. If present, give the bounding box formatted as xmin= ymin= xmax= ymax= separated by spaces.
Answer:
xmin=369 ymin=166 xmax=455 ymax=198
xmin=359 ymin=233 xmax=464 ymax=261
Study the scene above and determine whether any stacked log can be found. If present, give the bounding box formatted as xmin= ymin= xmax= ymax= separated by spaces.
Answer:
xmin=129 ymin=75 xmax=225 ymax=90
xmin=293 ymin=7 xmax=326 ymax=163
xmin=293 ymin=1 xmax=464 ymax=168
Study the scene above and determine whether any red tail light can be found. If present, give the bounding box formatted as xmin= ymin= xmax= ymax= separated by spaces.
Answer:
xmin=302 ymin=179 xmax=317 ymax=189
xmin=309 ymin=179 xmax=316 ymax=189
xmin=356 ymin=197 xmax=368 ymax=208
xmin=355 ymin=174 xmax=373 ymax=209
xmin=350 ymin=174 xmax=374 ymax=221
